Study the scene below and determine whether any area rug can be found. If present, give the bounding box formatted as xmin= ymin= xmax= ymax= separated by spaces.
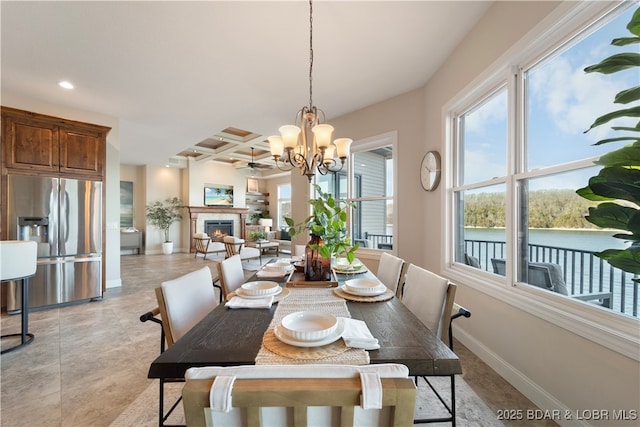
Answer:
xmin=110 ymin=375 xmax=502 ymax=427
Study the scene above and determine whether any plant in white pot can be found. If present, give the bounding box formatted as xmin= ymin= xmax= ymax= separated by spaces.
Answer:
xmin=146 ymin=197 xmax=184 ymax=254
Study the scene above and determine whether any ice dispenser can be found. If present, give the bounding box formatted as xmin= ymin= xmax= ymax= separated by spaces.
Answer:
xmin=18 ymin=217 xmax=49 ymax=257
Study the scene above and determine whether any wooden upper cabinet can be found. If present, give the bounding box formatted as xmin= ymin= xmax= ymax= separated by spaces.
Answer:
xmin=2 ymin=107 xmax=110 ymax=179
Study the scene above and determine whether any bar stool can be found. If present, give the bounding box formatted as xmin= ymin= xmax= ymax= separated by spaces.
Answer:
xmin=0 ymin=240 xmax=37 ymax=354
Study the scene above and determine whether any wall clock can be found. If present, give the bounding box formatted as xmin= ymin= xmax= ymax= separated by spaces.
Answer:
xmin=420 ymin=150 xmax=441 ymax=191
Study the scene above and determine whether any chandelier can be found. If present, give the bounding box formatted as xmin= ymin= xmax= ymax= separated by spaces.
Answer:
xmin=268 ymin=0 xmax=352 ymax=182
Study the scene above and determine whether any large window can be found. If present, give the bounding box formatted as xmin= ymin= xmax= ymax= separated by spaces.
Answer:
xmin=276 ymin=184 xmax=291 ymax=230
xmin=315 ymin=134 xmax=396 ymax=251
xmin=451 ymin=4 xmax=638 ymax=319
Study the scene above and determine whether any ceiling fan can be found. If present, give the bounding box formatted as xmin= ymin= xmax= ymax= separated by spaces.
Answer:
xmin=245 ymin=147 xmax=273 ymax=171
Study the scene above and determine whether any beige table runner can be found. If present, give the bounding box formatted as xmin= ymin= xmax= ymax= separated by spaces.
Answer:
xmin=254 ymin=288 xmax=370 ymax=365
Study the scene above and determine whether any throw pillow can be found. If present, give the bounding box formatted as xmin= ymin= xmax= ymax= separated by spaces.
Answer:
xmin=279 ymin=229 xmax=291 ymax=241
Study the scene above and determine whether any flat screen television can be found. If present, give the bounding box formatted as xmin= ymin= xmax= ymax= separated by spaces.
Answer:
xmin=204 ymin=186 xmax=234 ymax=206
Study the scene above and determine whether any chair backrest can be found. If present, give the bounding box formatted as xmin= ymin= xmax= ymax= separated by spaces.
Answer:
xmin=401 ymin=264 xmax=456 ymax=343
xmin=223 ymin=236 xmax=242 ymax=257
xmin=491 ymin=258 xmax=505 ymax=275
xmin=182 ymin=364 xmax=416 ymax=427
xmin=216 ymin=254 xmax=245 ymax=299
xmin=376 ymin=252 xmax=405 ymax=295
xmin=155 ymin=266 xmax=218 ymax=347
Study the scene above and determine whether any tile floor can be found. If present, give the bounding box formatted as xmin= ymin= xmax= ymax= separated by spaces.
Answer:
xmin=1 ymin=253 xmax=553 ymax=426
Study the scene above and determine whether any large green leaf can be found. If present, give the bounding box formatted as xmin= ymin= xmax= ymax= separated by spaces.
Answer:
xmin=585 ymin=202 xmax=638 ymax=230
xmin=588 ymin=180 xmax=640 ymax=205
xmin=596 ymin=165 xmax=640 ymax=182
xmin=576 ymin=185 xmax=613 ymax=201
xmin=594 ymin=146 xmax=640 ymax=167
xmin=585 ymin=106 xmax=640 ymax=131
xmin=612 ymin=36 xmax=640 ymax=46
xmin=594 ymin=247 xmax=640 ymax=274
xmin=627 ymin=7 xmax=640 ymax=36
xmin=583 ymin=52 xmax=640 ymax=74
xmin=594 ymin=136 xmax=640 ymax=146
xmin=614 ymin=86 xmax=640 ymax=104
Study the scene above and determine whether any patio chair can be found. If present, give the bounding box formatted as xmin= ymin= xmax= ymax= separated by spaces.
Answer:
xmin=376 ymin=251 xmax=405 ymax=295
xmin=491 ymin=259 xmax=612 ymax=308
xmin=216 ymin=254 xmax=246 ymax=300
xmin=139 ymin=266 xmax=220 ymax=426
xmin=401 ymin=264 xmax=462 ymax=425
xmin=182 ymin=364 xmax=417 ymax=427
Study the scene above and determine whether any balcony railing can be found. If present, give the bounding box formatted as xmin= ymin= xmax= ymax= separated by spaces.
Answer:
xmin=464 ymin=239 xmax=639 ymax=318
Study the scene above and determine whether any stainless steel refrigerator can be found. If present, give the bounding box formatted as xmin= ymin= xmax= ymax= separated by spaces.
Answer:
xmin=6 ymin=174 xmax=102 ymax=312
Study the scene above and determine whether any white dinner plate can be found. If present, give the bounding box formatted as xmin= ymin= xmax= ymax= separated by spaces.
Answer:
xmin=274 ymin=318 xmax=345 ymax=348
xmin=235 ymin=286 xmax=282 ymax=299
xmin=340 ymin=284 xmax=387 ymax=297
xmin=263 ymin=264 xmax=294 ymax=273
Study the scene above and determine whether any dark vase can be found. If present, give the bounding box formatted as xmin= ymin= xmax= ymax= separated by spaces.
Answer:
xmin=305 ymin=234 xmax=332 ymax=281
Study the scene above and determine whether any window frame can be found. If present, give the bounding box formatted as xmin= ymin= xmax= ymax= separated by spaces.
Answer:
xmin=442 ymin=1 xmax=640 ymax=361
xmin=276 ymin=183 xmax=291 ymax=231
xmin=347 ymin=131 xmax=398 ymax=255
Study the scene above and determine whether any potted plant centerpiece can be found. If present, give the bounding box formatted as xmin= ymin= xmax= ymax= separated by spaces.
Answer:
xmin=146 ymin=197 xmax=184 ymax=254
xmin=285 ymin=185 xmax=359 ymax=281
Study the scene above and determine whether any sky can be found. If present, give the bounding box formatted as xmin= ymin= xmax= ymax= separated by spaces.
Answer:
xmin=462 ymin=5 xmax=637 ymax=192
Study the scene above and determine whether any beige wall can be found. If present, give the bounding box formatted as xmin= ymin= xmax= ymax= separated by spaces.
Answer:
xmin=326 ymin=1 xmax=639 ymax=425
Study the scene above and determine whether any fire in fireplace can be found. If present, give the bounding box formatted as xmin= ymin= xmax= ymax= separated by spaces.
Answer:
xmin=204 ymin=220 xmax=233 ymax=241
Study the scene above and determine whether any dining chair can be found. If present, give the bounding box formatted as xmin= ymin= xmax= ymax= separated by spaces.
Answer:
xmin=140 ymin=265 xmax=220 ymax=427
xmin=376 ymin=251 xmax=405 ymax=295
xmin=223 ymin=236 xmax=261 ymax=262
xmin=401 ymin=264 xmax=459 ymax=425
xmin=217 ymin=254 xmax=246 ymax=300
xmin=182 ymin=364 xmax=417 ymax=427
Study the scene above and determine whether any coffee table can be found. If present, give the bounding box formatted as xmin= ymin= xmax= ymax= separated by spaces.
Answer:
xmin=247 ymin=240 xmax=280 ymax=263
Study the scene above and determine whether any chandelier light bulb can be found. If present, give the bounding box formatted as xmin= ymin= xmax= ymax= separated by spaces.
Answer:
xmin=334 ymin=138 xmax=353 ymax=158
xmin=279 ymin=125 xmax=301 ymax=149
xmin=311 ymin=124 xmax=334 ymax=149
xmin=267 ymin=135 xmax=284 ymax=157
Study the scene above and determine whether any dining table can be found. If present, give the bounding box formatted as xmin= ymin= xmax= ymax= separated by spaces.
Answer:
xmin=147 ymin=258 xmax=461 ymax=426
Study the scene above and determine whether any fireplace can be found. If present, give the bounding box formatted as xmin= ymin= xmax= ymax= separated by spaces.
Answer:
xmin=204 ymin=220 xmax=233 ymax=241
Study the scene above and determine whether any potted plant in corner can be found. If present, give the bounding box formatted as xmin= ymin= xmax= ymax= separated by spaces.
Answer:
xmin=146 ymin=197 xmax=184 ymax=254
xmin=285 ymin=185 xmax=359 ymax=281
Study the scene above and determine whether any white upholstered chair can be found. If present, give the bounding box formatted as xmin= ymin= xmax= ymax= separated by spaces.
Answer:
xmin=216 ymin=254 xmax=246 ymax=300
xmin=193 ymin=233 xmax=225 ymax=260
xmin=142 ymin=265 xmax=220 ymax=425
xmin=223 ymin=236 xmax=260 ymax=262
xmin=401 ymin=264 xmax=459 ymax=425
xmin=155 ymin=265 xmax=220 ymax=347
xmin=376 ymin=252 xmax=405 ymax=295
xmin=182 ymin=364 xmax=417 ymax=427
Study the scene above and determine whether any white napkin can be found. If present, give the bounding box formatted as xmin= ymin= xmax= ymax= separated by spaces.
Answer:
xmin=339 ymin=317 xmax=380 ymax=350
xmin=225 ymin=295 xmax=274 ymax=309
xmin=256 ymin=270 xmax=287 ymax=278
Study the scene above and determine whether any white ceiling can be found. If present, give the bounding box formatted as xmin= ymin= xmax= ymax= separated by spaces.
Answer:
xmin=1 ymin=1 xmax=492 ymax=170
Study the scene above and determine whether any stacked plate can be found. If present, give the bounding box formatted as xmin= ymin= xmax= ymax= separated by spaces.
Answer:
xmin=235 ymin=281 xmax=282 ymax=299
xmin=333 ymin=259 xmax=366 ymax=273
xmin=274 ymin=311 xmax=344 ymax=347
xmin=263 ymin=262 xmax=294 ymax=273
xmin=342 ymin=278 xmax=387 ymax=296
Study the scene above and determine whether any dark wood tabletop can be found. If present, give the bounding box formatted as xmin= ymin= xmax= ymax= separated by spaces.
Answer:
xmin=148 ymin=266 xmax=461 ymax=380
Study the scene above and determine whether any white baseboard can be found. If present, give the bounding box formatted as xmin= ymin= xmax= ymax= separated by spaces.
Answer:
xmin=106 ymin=278 xmax=122 ymax=289
xmin=454 ymin=327 xmax=590 ymax=427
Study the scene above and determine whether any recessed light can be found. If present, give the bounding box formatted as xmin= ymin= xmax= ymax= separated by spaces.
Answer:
xmin=58 ymin=81 xmax=74 ymax=90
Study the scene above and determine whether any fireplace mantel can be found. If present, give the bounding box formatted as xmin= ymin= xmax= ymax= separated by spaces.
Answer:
xmin=187 ymin=206 xmax=249 ymax=253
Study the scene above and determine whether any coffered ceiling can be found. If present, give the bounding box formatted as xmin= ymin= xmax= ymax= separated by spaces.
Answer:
xmin=1 ymin=1 xmax=492 ymax=174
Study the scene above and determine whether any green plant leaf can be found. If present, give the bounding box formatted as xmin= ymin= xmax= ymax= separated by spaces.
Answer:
xmin=614 ymin=86 xmax=640 ymax=104
xmin=627 ymin=7 xmax=640 ymax=36
xmin=588 ymin=179 xmax=640 ymax=205
xmin=594 ymin=146 xmax=640 ymax=167
xmin=594 ymin=136 xmax=640 ymax=146
xmin=576 ymin=185 xmax=613 ymax=201
xmin=585 ymin=202 xmax=638 ymax=230
xmin=584 ymin=52 xmax=640 ymax=74
xmin=594 ymin=247 xmax=640 ymax=274
xmin=611 ymin=36 xmax=640 ymax=46
xmin=585 ymin=106 xmax=640 ymax=132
